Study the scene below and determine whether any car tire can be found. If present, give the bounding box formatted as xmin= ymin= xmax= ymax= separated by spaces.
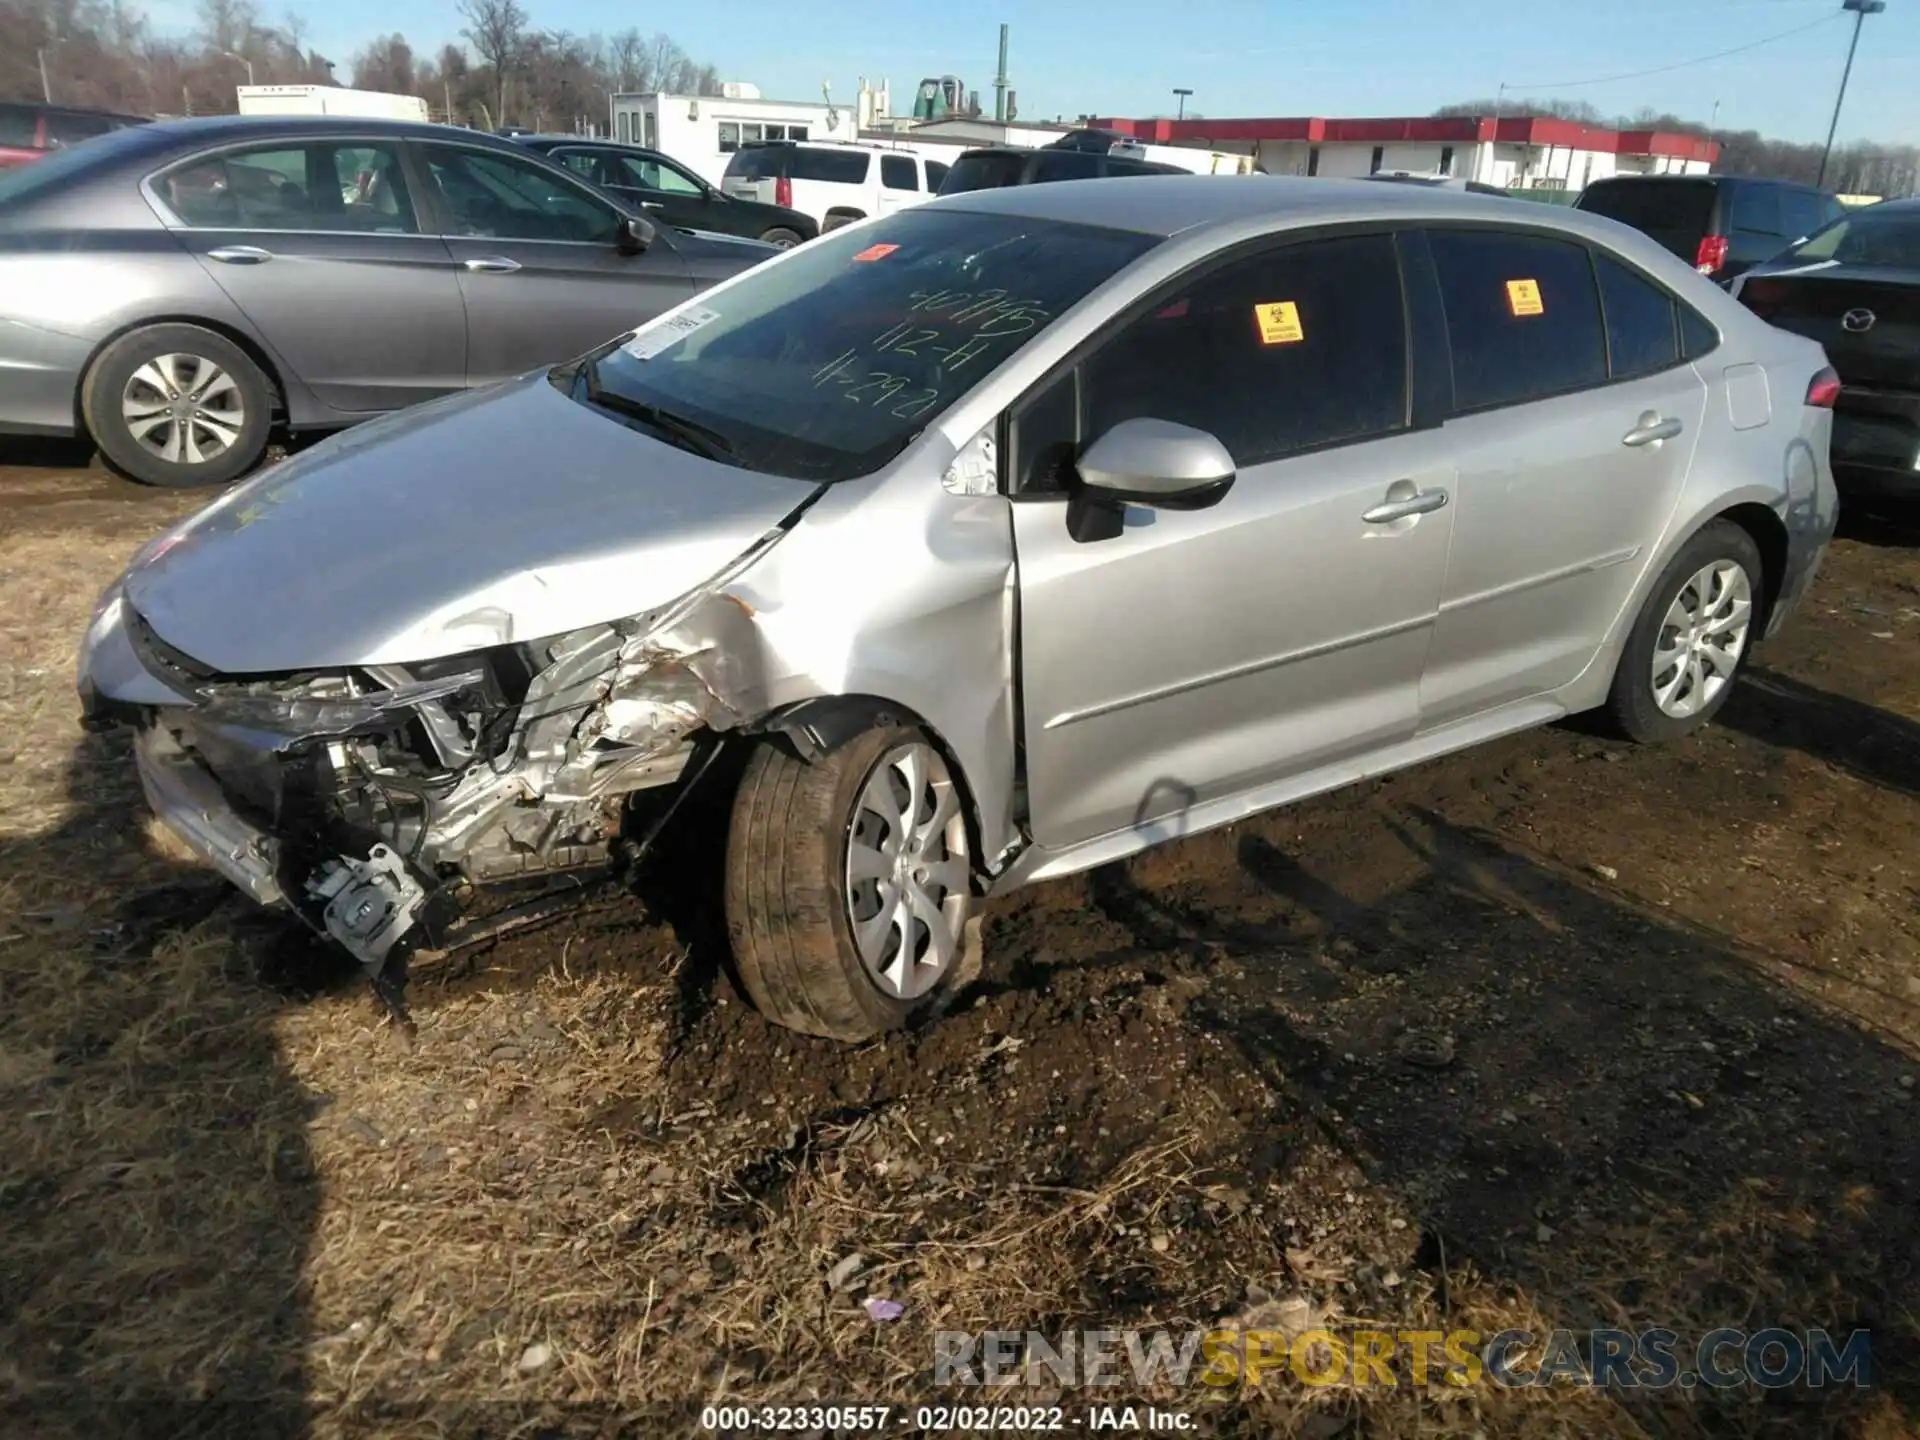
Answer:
xmin=821 ymin=210 xmax=864 ymax=234
xmin=1604 ymin=519 xmax=1764 ymax=744
xmin=758 ymin=226 xmax=805 ymax=248
xmin=82 ymin=324 xmax=273 ymax=488
xmin=724 ymin=722 xmax=974 ymax=1041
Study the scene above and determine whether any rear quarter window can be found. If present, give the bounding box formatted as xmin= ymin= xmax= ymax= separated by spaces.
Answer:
xmin=1428 ymin=228 xmax=1608 ymax=410
xmin=790 ymin=148 xmax=870 ymax=185
xmin=1594 ymin=251 xmax=1680 ymax=379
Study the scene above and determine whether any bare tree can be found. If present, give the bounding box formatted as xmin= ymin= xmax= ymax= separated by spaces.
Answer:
xmin=458 ymin=0 xmax=525 ymax=127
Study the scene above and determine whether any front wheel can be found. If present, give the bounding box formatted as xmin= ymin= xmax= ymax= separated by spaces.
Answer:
xmin=758 ymin=226 xmax=805 ymax=248
xmin=1604 ymin=519 xmax=1763 ymax=743
xmin=724 ymin=723 xmax=973 ymax=1040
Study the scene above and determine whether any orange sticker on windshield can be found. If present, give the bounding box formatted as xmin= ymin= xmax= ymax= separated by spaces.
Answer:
xmin=853 ymin=243 xmax=899 ymax=263
xmin=1254 ymin=301 xmax=1305 ymax=345
xmin=1506 ymin=278 xmax=1545 ymax=316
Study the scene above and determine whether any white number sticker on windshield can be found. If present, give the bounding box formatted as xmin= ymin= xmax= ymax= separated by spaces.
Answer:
xmin=621 ymin=305 xmax=721 ymax=360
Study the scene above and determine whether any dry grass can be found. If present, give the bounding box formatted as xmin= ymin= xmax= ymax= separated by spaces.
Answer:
xmin=1 ymin=481 xmax=1915 ymax=1439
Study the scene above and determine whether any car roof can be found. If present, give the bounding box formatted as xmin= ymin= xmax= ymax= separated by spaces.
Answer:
xmin=1587 ymin=172 xmax=1828 ymax=196
xmin=936 ymin=172 xmax=1663 ymax=242
xmin=123 ymin=114 xmax=535 ymax=151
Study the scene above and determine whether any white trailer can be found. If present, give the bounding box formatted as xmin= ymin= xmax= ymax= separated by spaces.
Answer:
xmin=608 ymin=90 xmax=860 ymax=186
xmin=236 ymin=85 xmax=430 ymax=121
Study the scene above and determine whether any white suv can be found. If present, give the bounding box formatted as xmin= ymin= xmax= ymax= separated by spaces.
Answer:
xmin=720 ymin=142 xmax=947 ymax=232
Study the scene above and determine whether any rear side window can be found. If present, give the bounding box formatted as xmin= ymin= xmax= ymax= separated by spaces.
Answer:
xmin=159 ymin=142 xmax=419 ymax=233
xmin=1730 ymin=184 xmax=1782 ymax=239
xmin=790 ymin=148 xmax=870 ymax=184
xmin=1429 ymin=229 xmax=1607 ymax=410
xmin=881 ymin=154 xmax=917 ymax=191
xmin=939 ymin=152 xmax=1026 ymax=193
xmin=1594 ymin=252 xmax=1678 ymax=379
xmin=1083 ymin=233 xmax=1408 ymax=467
xmin=1033 ymin=151 xmax=1103 ymax=184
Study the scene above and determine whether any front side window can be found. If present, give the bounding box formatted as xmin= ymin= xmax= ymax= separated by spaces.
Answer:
xmin=1428 ymin=228 xmax=1607 ymax=411
xmin=1594 ymin=251 xmax=1679 ymax=380
xmin=881 ymin=154 xmax=917 ymax=191
xmin=571 ymin=208 xmax=1159 ymax=483
xmin=1082 ymin=233 xmax=1409 ymax=468
xmin=157 ymin=141 xmax=417 ymax=233
xmin=419 ymin=144 xmax=619 ymax=244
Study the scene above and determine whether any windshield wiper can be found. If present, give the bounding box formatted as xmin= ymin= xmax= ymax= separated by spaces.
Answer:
xmin=577 ymin=360 xmax=735 ymax=462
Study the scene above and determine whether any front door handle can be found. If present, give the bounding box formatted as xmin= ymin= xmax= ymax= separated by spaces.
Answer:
xmin=1363 ymin=486 xmax=1449 ymax=524
xmin=206 ymin=245 xmax=273 ymax=264
xmin=1623 ymin=412 xmax=1684 ymax=447
xmin=463 ymin=256 xmax=522 ymax=273
xmin=640 ymin=200 xmax=665 ymax=211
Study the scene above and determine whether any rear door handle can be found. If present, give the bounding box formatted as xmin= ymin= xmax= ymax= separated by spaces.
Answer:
xmin=206 ymin=245 xmax=273 ymax=264
xmin=1623 ymin=412 xmax=1684 ymax=447
xmin=1363 ymin=487 xmax=1449 ymax=524
xmin=463 ymin=256 xmax=522 ymax=273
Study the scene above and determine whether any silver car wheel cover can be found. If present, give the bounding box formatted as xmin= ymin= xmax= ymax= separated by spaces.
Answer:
xmin=1651 ymin=560 xmax=1753 ymax=719
xmin=122 ymin=353 xmax=246 ymax=466
xmin=845 ymin=742 xmax=970 ymax=1001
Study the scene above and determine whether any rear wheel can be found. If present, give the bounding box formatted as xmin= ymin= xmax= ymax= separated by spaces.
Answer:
xmin=758 ymin=226 xmax=805 ymax=248
xmin=82 ymin=323 xmax=272 ymax=488
xmin=1605 ymin=519 xmax=1763 ymax=743
xmin=724 ymin=723 xmax=973 ymax=1041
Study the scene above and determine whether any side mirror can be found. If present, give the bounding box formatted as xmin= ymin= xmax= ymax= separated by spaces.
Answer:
xmin=617 ymin=213 xmax=656 ymax=254
xmin=1067 ymin=418 xmax=1235 ymax=542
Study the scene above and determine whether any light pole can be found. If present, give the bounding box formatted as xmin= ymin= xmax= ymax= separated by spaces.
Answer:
xmin=1173 ymin=87 xmax=1193 ymax=120
xmin=1818 ymin=0 xmax=1885 ymax=189
xmin=224 ymin=50 xmax=255 ymax=86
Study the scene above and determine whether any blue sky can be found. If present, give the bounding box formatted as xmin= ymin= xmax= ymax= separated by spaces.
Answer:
xmin=162 ymin=0 xmax=1920 ymax=145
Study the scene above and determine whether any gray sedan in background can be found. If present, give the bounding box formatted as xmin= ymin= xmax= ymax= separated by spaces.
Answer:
xmin=0 ymin=115 xmax=773 ymax=486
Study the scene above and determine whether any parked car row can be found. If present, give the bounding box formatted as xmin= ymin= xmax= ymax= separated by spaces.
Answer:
xmin=72 ymin=174 xmax=1838 ymax=1041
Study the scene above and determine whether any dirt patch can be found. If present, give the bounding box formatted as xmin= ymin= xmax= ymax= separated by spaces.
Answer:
xmin=1 ymin=452 xmax=1916 ymax=1437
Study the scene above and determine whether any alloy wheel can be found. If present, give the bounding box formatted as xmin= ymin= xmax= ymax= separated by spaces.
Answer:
xmin=121 ymin=353 xmax=247 ymax=466
xmin=1651 ymin=560 xmax=1753 ymax=719
xmin=844 ymin=742 xmax=970 ymax=1001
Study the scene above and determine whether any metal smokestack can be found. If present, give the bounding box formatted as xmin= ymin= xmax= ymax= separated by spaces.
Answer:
xmin=994 ymin=24 xmax=1009 ymax=123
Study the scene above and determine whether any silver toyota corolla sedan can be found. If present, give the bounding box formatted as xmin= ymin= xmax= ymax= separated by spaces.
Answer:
xmin=77 ymin=176 xmax=1838 ymax=1041
xmin=0 ymin=115 xmax=772 ymax=487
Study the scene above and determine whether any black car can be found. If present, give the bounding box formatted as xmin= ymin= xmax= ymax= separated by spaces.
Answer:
xmin=514 ymin=135 xmax=819 ymax=248
xmin=1733 ymin=200 xmax=1920 ymax=505
xmin=1575 ymin=174 xmax=1846 ymax=284
xmin=937 ymin=143 xmax=1186 ymax=195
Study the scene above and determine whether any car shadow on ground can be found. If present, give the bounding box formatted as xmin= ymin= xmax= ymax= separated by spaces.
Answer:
xmin=0 ymin=733 xmax=321 ymax=1439
xmin=1719 ymin=667 xmax=1920 ymax=801
xmin=1085 ymin=806 xmax=1919 ymax=1432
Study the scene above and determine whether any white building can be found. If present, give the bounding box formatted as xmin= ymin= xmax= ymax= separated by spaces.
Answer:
xmin=1090 ymin=113 xmax=1719 ymax=193
xmin=608 ymin=88 xmax=860 ymax=185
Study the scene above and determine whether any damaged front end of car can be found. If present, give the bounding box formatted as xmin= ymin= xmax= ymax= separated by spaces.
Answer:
xmin=84 ymin=531 xmax=784 ymax=1029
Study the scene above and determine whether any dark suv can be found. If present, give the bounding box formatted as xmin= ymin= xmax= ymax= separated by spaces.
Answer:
xmin=937 ymin=144 xmax=1185 ymax=195
xmin=514 ymin=135 xmax=818 ymax=247
xmin=0 ymin=101 xmax=149 ymax=168
xmin=1575 ymin=174 xmax=1846 ymax=283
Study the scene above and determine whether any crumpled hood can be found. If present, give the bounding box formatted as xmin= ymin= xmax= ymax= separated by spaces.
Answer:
xmin=122 ymin=373 xmax=820 ymax=673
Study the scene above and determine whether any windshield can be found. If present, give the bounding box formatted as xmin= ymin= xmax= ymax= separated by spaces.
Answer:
xmin=570 ymin=207 xmax=1159 ymax=482
xmin=1785 ymin=205 xmax=1920 ymax=269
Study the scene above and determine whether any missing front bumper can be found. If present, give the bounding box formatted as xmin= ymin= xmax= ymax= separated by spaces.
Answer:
xmin=134 ymin=723 xmax=286 ymax=907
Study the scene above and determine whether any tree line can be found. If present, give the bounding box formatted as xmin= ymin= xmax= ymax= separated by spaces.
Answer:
xmin=1436 ymin=98 xmax=1918 ymax=199
xmin=3 ymin=0 xmax=722 ymax=132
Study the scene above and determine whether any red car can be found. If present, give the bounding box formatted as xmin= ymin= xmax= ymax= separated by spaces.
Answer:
xmin=0 ymin=101 xmax=150 ymax=168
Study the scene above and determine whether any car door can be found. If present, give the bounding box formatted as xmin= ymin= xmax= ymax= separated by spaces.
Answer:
xmin=153 ymin=137 xmax=466 ymax=413
xmin=412 ymin=140 xmax=699 ymax=385
xmin=1416 ymin=228 xmax=1707 ymax=729
xmin=1009 ymin=231 xmax=1456 ymax=849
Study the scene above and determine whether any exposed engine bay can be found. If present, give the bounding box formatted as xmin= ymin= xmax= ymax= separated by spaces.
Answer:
xmin=103 ymin=540 xmax=783 ymax=1027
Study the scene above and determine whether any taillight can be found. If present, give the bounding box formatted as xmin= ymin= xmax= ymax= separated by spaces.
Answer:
xmin=1695 ymin=234 xmax=1730 ymax=274
xmin=1738 ymin=277 xmax=1785 ymax=319
xmin=1806 ymin=367 xmax=1842 ymax=409
xmin=775 ymin=174 xmax=792 ymax=209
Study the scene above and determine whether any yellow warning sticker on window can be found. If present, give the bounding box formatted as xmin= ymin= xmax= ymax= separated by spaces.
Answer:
xmin=1506 ymin=278 xmax=1545 ymax=317
xmin=1254 ymin=301 xmax=1305 ymax=345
